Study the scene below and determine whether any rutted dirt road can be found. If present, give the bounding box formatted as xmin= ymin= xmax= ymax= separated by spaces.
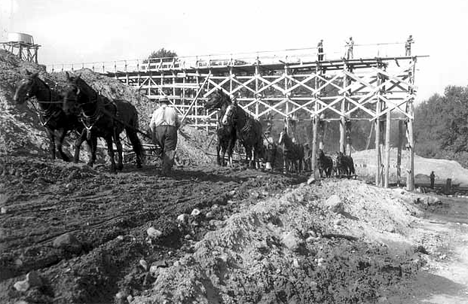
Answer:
xmin=410 ymin=196 xmax=468 ymax=304
xmin=0 ymin=156 xmax=306 ymax=303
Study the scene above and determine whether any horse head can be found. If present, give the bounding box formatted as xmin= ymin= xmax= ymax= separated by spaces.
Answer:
xmin=278 ymin=127 xmax=289 ymax=145
xmin=221 ymin=101 xmax=237 ymax=126
xmin=336 ymin=151 xmax=346 ymax=166
xmin=63 ymin=72 xmax=97 ymax=115
xmin=14 ymin=70 xmax=40 ymax=105
xmin=317 ymin=149 xmax=325 ymax=158
xmin=278 ymin=131 xmax=284 ymax=145
xmin=62 ymin=73 xmax=83 ymax=115
xmin=205 ymin=89 xmax=231 ymax=112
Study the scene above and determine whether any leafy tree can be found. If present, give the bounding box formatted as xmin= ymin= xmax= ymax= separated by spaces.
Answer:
xmin=414 ymin=85 xmax=468 ymax=167
xmin=144 ymin=48 xmax=178 ymax=63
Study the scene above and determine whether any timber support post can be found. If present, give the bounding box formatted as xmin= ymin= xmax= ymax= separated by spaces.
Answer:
xmin=406 ymin=58 xmax=416 ymax=191
xmin=384 ymin=109 xmax=391 ymax=188
xmin=340 ymin=63 xmax=349 ymax=154
xmin=311 ymin=64 xmax=321 ymax=178
xmin=397 ymin=120 xmax=403 ymax=187
xmin=375 ymin=95 xmax=382 ymax=186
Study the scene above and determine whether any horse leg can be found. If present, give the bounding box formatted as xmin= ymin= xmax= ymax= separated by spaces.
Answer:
xmin=127 ymin=129 xmax=143 ymax=168
xmin=87 ymin=136 xmax=98 ymax=167
xmin=116 ymin=139 xmax=124 ymax=171
xmin=112 ymin=130 xmax=123 ymax=171
xmin=104 ymin=136 xmax=117 ymax=173
xmin=216 ymin=142 xmax=222 ymax=166
xmin=249 ymin=149 xmax=254 ymax=168
xmin=46 ymin=128 xmax=56 ymax=160
xmin=244 ymin=146 xmax=250 ymax=168
xmin=221 ymin=145 xmax=227 ymax=166
xmin=254 ymin=148 xmax=259 ymax=170
xmin=250 ymin=147 xmax=256 ymax=168
xmin=227 ymin=138 xmax=236 ymax=167
xmin=56 ymin=128 xmax=70 ymax=162
xmin=73 ymin=130 xmax=87 ymax=163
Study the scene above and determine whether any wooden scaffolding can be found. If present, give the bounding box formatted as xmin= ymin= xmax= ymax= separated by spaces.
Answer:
xmin=49 ymin=44 xmax=423 ymax=190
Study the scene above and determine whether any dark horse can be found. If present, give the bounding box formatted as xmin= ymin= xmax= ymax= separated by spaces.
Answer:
xmin=222 ymin=99 xmax=264 ymax=168
xmin=13 ymin=70 xmax=87 ymax=161
xmin=317 ymin=149 xmax=333 ymax=178
xmin=62 ymin=72 xmax=144 ymax=173
xmin=336 ymin=151 xmax=355 ymax=177
xmin=204 ymin=89 xmax=237 ymax=166
xmin=278 ymin=128 xmax=304 ymax=173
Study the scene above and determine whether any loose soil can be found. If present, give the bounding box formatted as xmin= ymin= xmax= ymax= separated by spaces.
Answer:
xmin=1 ymin=156 xmax=468 ymax=304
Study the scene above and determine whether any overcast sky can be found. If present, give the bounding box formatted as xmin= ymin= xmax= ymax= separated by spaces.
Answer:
xmin=1 ymin=0 xmax=468 ymax=103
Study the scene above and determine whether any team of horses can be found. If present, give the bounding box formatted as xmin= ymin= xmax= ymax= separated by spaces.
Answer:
xmin=14 ymin=72 xmax=355 ymax=177
xmin=14 ymin=70 xmax=144 ymax=173
xmin=204 ymin=89 xmax=356 ymax=177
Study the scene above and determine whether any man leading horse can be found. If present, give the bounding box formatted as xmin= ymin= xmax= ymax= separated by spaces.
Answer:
xmin=149 ymin=97 xmax=180 ymax=176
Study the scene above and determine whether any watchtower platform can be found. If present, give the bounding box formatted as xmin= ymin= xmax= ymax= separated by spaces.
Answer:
xmin=0 ymin=32 xmax=41 ymax=64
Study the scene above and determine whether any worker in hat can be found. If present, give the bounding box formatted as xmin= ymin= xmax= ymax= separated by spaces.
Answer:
xmin=405 ymin=35 xmax=414 ymax=56
xmin=317 ymin=39 xmax=324 ymax=61
xmin=345 ymin=37 xmax=354 ymax=60
xmin=149 ymin=96 xmax=180 ymax=175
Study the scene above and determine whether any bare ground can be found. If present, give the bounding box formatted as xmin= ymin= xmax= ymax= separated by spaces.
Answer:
xmin=1 ymin=154 xmax=468 ymax=304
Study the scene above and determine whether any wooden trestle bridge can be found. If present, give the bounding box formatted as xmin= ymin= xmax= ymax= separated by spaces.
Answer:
xmin=49 ymin=43 xmax=426 ymax=190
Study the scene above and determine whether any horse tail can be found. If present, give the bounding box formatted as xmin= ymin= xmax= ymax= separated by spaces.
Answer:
xmin=125 ymin=110 xmax=145 ymax=167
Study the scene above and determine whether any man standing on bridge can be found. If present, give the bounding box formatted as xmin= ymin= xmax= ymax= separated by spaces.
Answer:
xmin=345 ymin=37 xmax=354 ymax=59
xmin=317 ymin=39 xmax=324 ymax=61
xmin=405 ymin=35 xmax=414 ymax=56
xmin=150 ymin=96 xmax=180 ymax=176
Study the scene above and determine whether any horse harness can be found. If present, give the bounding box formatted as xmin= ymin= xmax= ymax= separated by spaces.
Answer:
xmin=24 ymin=79 xmax=64 ymax=128
xmin=79 ymin=95 xmax=117 ymax=140
xmin=27 ymin=100 xmax=62 ymax=127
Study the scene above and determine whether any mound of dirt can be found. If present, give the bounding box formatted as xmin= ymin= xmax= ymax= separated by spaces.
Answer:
xmin=132 ymin=179 xmax=428 ymax=303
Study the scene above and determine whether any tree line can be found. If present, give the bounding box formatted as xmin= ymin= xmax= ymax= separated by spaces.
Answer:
xmin=414 ymin=85 xmax=468 ymax=167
